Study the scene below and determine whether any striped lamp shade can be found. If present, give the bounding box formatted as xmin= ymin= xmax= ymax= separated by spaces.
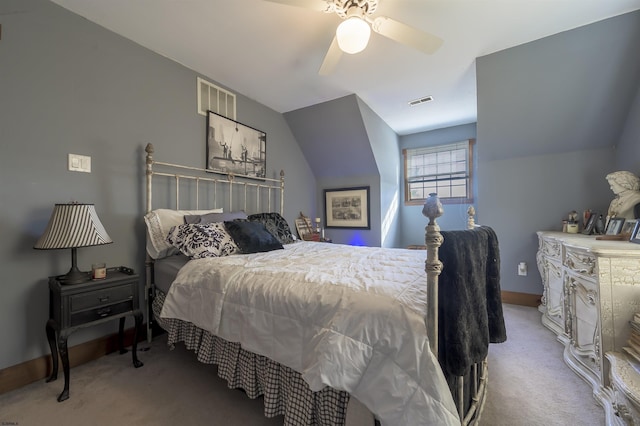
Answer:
xmin=34 ymin=203 xmax=113 ymax=249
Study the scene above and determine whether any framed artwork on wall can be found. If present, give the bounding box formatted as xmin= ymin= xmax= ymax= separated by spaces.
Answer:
xmin=324 ymin=186 xmax=370 ymax=229
xmin=206 ymin=110 xmax=266 ymax=179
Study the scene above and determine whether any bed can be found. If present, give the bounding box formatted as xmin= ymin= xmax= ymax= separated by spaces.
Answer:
xmin=143 ymin=143 xmax=506 ymax=426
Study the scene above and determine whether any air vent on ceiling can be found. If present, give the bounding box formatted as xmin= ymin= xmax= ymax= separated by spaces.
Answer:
xmin=408 ymin=96 xmax=434 ymax=107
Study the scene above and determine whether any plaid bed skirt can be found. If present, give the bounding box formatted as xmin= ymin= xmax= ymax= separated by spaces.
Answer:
xmin=153 ymin=290 xmax=350 ymax=426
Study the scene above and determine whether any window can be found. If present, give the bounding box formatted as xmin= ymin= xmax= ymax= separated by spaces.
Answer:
xmin=403 ymin=139 xmax=474 ymax=205
xmin=197 ymin=77 xmax=236 ymax=120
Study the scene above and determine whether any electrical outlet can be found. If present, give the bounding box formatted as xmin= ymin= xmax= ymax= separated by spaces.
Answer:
xmin=518 ymin=262 xmax=527 ymax=276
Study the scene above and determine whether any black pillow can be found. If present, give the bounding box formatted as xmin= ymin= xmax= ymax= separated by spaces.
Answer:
xmin=247 ymin=212 xmax=295 ymax=244
xmin=224 ymin=220 xmax=284 ymax=254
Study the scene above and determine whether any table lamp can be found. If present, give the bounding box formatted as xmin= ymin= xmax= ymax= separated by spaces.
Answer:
xmin=34 ymin=203 xmax=113 ymax=284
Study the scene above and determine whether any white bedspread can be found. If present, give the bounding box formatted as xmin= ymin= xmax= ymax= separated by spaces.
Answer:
xmin=160 ymin=241 xmax=460 ymax=425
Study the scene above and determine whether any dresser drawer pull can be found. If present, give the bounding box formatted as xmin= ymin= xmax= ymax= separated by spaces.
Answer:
xmin=566 ymin=257 xmax=595 ymax=276
xmin=99 ymin=296 xmax=110 ymax=303
xmin=97 ymin=308 xmax=112 ymax=317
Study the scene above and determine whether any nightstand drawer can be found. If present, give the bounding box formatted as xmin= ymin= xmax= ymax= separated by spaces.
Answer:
xmin=70 ymin=300 xmax=134 ymax=326
xmin=70 ymin=284 xmax=134 ymax=312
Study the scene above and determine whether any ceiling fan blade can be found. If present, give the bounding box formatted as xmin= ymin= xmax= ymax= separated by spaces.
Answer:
xmin=263 ymin=0 xmax=331 ymax=12
xmin=371 ymin=16 xmax=443 ymax=55
xmin=318 ymin=36 xmax=343 ymax=75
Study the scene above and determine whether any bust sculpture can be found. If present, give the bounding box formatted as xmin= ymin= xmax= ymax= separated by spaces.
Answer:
xmin=606 ymin=171 xmax=640 ymax=220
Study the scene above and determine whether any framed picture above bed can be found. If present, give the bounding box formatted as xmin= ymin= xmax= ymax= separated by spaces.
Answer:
xmin=206 ymin=110 xmax=266 ymax=179
xmin=324 ymin=186 xmax=370 ymax=229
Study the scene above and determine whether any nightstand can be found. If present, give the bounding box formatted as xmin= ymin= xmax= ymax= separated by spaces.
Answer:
xmin=45 ymin=266 xmax=144 ymax=402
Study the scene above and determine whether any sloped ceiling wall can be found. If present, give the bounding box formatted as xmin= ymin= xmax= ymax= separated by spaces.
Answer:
xmin=284 ymin=95 xmax=378 ymax=178
xmin=476 ymin=9 xmax=640 ymax=295
xmin=285 ymin=94 xmax=397 ymax=246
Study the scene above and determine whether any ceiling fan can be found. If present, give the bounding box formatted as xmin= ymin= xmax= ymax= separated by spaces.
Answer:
xmin=264 ymin=0 xmax=443 ymax=75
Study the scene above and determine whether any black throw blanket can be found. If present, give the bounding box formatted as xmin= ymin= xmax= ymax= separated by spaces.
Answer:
xmin=437 ymin=226 xmax=507 ymax=377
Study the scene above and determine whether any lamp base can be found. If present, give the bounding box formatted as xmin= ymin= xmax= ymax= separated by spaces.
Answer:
xmin=58 ymin=267 xmax=91 ymax=285
xmin=56 ymin=247 xmax=91 ymax=285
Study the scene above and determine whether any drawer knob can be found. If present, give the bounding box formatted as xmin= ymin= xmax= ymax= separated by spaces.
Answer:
xmin=99 ymin=297 xmax=110 ymax=303
xmin=97 ymin=308 xmax=112 ymax=317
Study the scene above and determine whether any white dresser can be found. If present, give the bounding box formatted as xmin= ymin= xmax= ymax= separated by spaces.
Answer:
xmin=537 ymin=232 xmax=640 ymax=424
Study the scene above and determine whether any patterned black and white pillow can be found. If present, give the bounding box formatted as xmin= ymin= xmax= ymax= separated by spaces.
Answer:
xmin=247 ymin=212 xmax=295 ymax=244
xmin=166 ymin=223 xmax=238 ymax=259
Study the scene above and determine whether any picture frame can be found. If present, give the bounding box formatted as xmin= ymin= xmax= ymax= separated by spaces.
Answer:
xmin=206 ymin=110 xmax=266 ymax=179
xmin=582 ymin=213 xmax=598 ymax=235
xmin=324 ymin=186 xmax=370 ymax=229
xmin=631 ymin=221 xmax=640 ymax=244
xmin=605 ymin=217 xmax=625 ymax=236
xmin=622 ymin=219 xmax=638 ymax=237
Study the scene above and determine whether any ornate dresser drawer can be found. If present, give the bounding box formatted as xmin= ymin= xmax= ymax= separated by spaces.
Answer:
xmin=564 ymin=246 xmax=597 ymax=279
xmin=566 ymin=273 xmax=600 ymax=377
xmin=540 ymin=237 xmax=562 ymax=258
xmin=536 ymin=233 xmax=567 ymax=338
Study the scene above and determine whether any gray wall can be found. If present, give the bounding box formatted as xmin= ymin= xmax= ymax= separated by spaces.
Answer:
xmin=476 ymin=10 xmax=640 ymax=295
xmin=357 ymin=98 xmax=401 ymax=248
xmin=616 ymin=85 xmax=640 ymax=170
xmin=3 ymin=0 xmax=640 ymax=375
xmin=0 ymin=0 xmax=315 ymax=370
xmin=285 ymin=95 xmax=393 ymax=247
xmin=399 ymin=123 xmax=478 ymax=246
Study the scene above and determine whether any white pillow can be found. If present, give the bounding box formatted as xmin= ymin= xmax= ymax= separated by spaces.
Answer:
xmin=144 ymin=208 xmax=223 ymax=259
xmin=166 ymin=223 xmax=238 ymax=259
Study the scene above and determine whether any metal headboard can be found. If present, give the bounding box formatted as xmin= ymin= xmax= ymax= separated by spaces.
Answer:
xmin=145 ymin=143 xmax=284 ymax=215
xmin=143 ymin=143 xmax=285 ymax=341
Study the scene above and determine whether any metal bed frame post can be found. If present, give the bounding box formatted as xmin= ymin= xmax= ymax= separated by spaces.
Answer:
xmin=423 ymin=193 xmax=443 ymax=357
xmin=422 ymin=197 xmax=488 ymax=425
xmin=279 ymin=170 xmax=285 ymax=216
xmin=145 ymin=143 xmax=154 ymax=343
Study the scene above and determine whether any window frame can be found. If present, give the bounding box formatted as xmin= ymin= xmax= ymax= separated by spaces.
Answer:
xmin=403 ymin=139 xmax=475 ymax=206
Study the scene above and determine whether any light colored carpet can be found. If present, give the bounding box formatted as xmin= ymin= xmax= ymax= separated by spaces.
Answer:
xmin=481 ymin=304 xmax=603 ymax=426
xmin=0 ymin=304 xmax=604 ymax=425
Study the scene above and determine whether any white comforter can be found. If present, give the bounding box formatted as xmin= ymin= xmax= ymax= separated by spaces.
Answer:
xmin=160 ymin=241 xmax=459 ymax=425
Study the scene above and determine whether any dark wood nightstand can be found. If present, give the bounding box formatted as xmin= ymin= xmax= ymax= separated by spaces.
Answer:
xmin=45 ymin=266 xmax=144 ymax=402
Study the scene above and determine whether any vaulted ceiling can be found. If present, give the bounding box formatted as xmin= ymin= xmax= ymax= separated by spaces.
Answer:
xmin=49 ymin=0 xmax=640 ymax=135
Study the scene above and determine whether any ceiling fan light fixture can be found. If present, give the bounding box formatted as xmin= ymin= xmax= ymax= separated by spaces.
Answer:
xmin=336 ymin=16 xmax=371 ymax=54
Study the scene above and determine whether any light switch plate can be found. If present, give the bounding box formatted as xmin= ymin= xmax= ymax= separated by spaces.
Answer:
xmin=68 ymin=154 xmax=91 ymax=173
